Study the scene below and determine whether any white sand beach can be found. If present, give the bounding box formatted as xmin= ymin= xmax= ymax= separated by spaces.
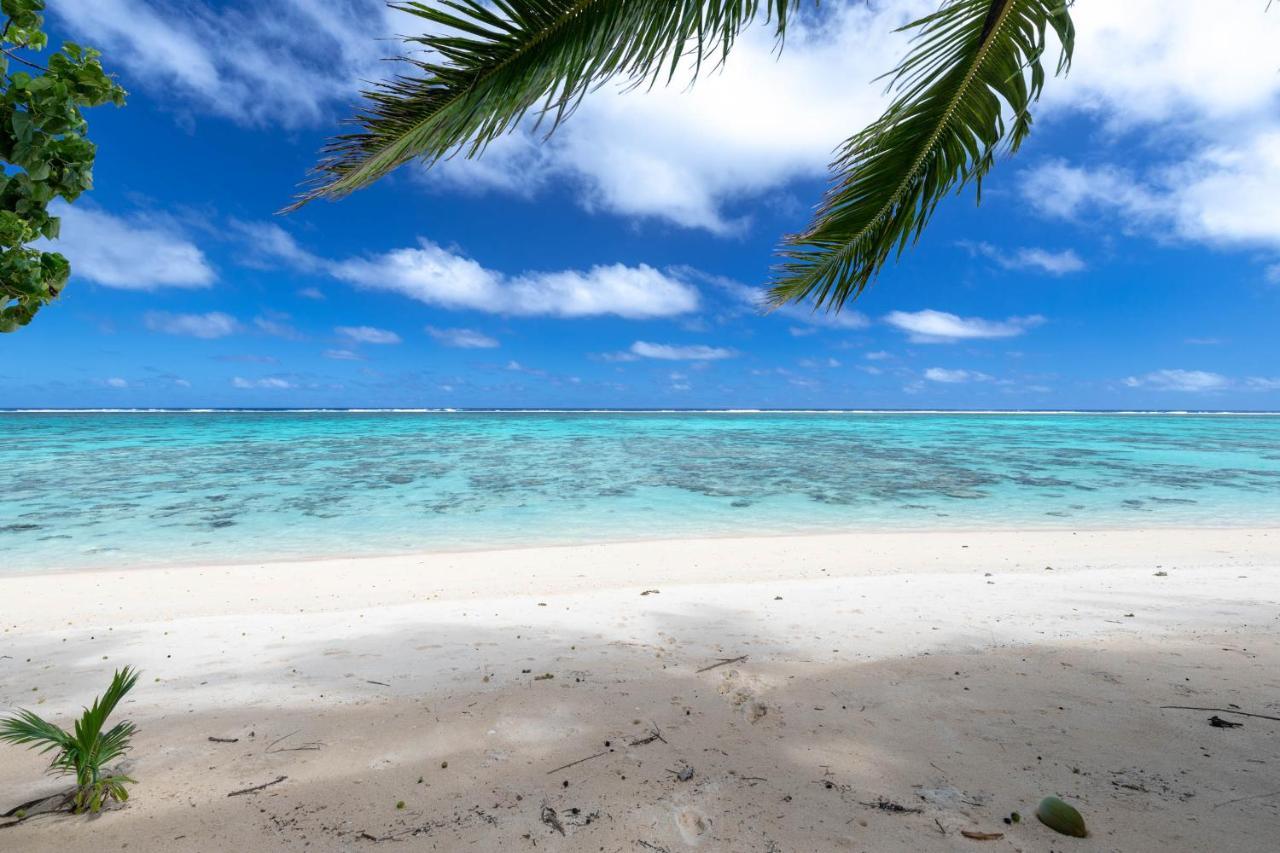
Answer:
xmin=2 ymin=527 xmax=1279 ymax=851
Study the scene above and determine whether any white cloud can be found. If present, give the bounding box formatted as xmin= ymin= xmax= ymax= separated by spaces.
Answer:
xmin=958 ymin=241 xmax=1085 ymax=275
xmin=426 ymin=327 xmax=499 ymax=349
xmin=1021 ymin=2 xmax=1280 ymax=259
xmin=336 ymin=325 xmax=401 ymax=345
xmin=1042 ymin=1 xmax=1280 ymax=127
xmin=253 ymin=313 xmax=303 ymax=340
xmin=1122 ymin=370 xmax=1229 ymax=393
xmin=884 ymin=310 xmax=1045 ymax=344
xmin=51 ymin=0 xmax=407 ymax=128
xmin=924 ymin=368 xmax=991 ymax=384
xmin=332 ymin=239 xmax=699 ymax=319
xmin=47 ymin=204 xmax=214 ymax=290
xmin=1122 ymin=369 xmax=1280 ymax=394
xmin=426 ymin=2 xmax=933 ymax=232
xmin=628 ymin=341 xmax=736 ymax=361
xmin=231 ymin=220 xmax=326 ymax=272
xmin=706 ymin=273 xmax=870 ymax=330
xmin=232 ymin=376 xmax=295 ymax=389
xmin=297 ymin=287 xmax=325 ymax=300
xmin=324 ymin=349 xmax=364 ymax=361
xmin=105 ymin=377 xmax=128 ymax=388
xmin=1021 ymin=146 xmax=1280 ymax=250
xmin=144 ymin=311 xmax=240 ymax=339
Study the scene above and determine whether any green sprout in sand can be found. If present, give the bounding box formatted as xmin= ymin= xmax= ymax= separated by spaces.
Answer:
xmin=1 ymin=666 xmax=140 ymax=815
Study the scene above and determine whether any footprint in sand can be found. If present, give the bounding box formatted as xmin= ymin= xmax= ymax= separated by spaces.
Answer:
xmin=674 ymin=805 xmax=710 ymax=845
xmin=716 ymin=669 xmax=772 ymax=724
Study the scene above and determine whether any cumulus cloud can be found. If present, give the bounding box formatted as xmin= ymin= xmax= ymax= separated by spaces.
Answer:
xmin=1021 ymin=2 xmax=1280 ymax=262
xmin=924 ymin=368 xmax=991 ymax=384
xmin=144 ymin=311 xmax=240 ymax=339
xmin=51 ymin=0 xmax=408 ymax=127
xmin=1021 ymin=146 xmax=1280 ymax=250
xmin=627 ymin=341 xmax=737 ymax=361
xmin=885 ymin=310 xmax=1045 ymax=343
xmin=957 ymin=241 xmax=1086 ymax=275
xmin=253 ymin=312 xmax=303 ymax=340
xmin=332 ymin=240 xmax=699 ymax=319
xmin=231 ymin=220 xmax=326 ymax=272
xmin=232 ymin=376 xmax=295 ymax=389
xmin=47 ymin=204 xmax=214 ymax=290
xmin=706 ymin=272 xmax=870 ymax=330
xmin=426 ymin=327 xmax=500 ymax=348
xmin=323 ymin=349 xmax=364 ymax=361
xmin=1122 ymin=369 xmax=1280 ymax=393
xmin=336 ymin=325 xmax=401 ymax=345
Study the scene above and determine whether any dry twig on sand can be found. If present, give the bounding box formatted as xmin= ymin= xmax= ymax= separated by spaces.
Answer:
xmin=1160 ymin=705 xmax=1280 ymax=722
xmin=227 ymin=776 xmax=287 ymax=797
xmin=546 ymin=750 xmax=609 ymax=775
xmin=696 ymin=655 xmax=747 ymax=673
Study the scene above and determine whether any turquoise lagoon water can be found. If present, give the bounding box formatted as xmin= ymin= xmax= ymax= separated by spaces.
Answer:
xmin=2 ymin=411 xmax=1279 ymax=572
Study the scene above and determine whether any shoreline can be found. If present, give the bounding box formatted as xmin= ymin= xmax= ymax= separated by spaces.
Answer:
xmin=2 ymin=527 xmax=1279 ymax=851
xmin=12 ymin=522 xmax=1280 ymax=579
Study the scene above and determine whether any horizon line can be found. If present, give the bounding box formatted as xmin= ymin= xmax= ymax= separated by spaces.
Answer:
xmin=4 ymin=408 xmax=1280 ymax=416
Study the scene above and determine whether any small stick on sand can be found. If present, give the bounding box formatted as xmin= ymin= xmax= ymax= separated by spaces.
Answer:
xmin=265 ymin=731 xmax=324 ymax=752
xmin=546 ymin=750 xmax=609 ymax=775
xmin=227 ymin=776 xmax=287 ymax=797
xmin=696 ymin=655 xmax=747 ymax=673
xmin=1160 ymin=706 xmax=1280 ymax=722
xmin=1212 ymin=789 xmax=1280 ymax=810
xmin=630 ymin=723 xmax=667 ymax=746
xmin=637 ymin=841 xmax=671 ymax=852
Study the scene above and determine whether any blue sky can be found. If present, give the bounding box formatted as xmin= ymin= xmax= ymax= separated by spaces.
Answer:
xmin=3 ymin=0 xmax=1278 ymax=409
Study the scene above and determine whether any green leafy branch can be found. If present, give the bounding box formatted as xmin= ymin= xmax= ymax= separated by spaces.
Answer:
xmin=0 ymin=0 xmax=125 ymax=333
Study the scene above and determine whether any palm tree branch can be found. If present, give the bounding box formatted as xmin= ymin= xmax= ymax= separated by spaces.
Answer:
xmin=768 ymin=0 xmax=1073 ymax=311
xmin=0 ymin=710 xmax=73 ymax=755
xmin=288 ymin=0 xmax=790 ymax=210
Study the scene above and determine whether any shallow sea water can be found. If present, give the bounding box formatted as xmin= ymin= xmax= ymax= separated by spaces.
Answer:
xmin=2 ymin=411 xmax=1279 ymax=571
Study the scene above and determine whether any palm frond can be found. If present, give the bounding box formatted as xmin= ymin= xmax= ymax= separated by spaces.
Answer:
xmin=0 ymin=709 xmax=73 ymax=755
xmin=95 ymin=720 xmax=139 ymax=767
xmin=76 ymin=666 xmax=139 ymax=747
xmin=768 ymin=0 xmax=1073 ymax=311
xmin=289 ymin=0 xmax=790 ymax=209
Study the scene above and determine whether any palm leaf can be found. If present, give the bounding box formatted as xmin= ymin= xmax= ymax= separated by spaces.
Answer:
xmin=767 ymin=0 xmax=1074 ymax=311
xmin=0 ymin=709 xmax=74 ymax=755
xmin=95 ymin=720 xmax=139 ymax=767
xmin=288 ymin=0 xmax=790 ymax=209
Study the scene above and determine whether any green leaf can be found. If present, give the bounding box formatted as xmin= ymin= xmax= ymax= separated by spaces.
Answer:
xmin=290 ymin=0 xmax=791 ymax=209
xmin=767 ymin=0 xmax=1074 ymax=312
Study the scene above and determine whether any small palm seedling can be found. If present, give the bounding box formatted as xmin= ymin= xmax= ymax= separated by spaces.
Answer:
xmin=0 ymin=666 xmax=140 ymax=814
